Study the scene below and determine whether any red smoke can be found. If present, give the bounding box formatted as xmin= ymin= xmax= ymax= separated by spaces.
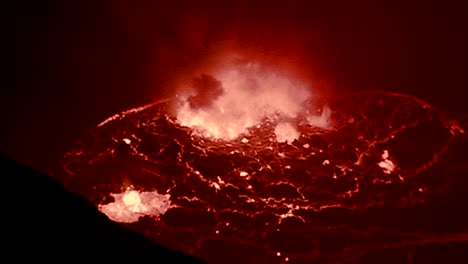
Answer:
xmin=110 ymin=0 xmax=467 ymax=115
xmin=111 ymin=0 xmax=333 ymax=101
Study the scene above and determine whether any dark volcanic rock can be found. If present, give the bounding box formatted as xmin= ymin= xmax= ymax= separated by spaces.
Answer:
xmin=2 ymin=153 xmax=204 ymax=263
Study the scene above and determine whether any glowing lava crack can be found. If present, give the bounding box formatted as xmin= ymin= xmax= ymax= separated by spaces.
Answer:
xmin=61 ymin=68 xmax=465 ymax=263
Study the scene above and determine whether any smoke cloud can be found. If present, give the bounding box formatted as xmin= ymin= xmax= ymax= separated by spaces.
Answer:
xmin=175 ymin=62 xmax=314 ymax=141
xmin=187 ymin=74 xmax=224 ymax=109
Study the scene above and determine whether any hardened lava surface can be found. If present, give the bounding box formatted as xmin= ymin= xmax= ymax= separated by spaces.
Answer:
xmin=62 ymin=92 xmax=468 ymax=264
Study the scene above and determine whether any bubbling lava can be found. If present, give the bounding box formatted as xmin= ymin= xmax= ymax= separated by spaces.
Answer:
xmin=175 ymin=63 xmax=330 ymax=142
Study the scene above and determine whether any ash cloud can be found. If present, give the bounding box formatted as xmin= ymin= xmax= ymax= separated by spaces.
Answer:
xmin=187 ymin=74 xmax=224 ymax=109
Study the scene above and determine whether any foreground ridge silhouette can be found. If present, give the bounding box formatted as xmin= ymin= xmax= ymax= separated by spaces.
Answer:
xmin=1 ymin=152 xmax=205 ymax=262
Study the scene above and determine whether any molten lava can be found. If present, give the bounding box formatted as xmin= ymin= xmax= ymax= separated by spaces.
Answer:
xmin=99 ymin=187 xmax=171 ymax=223
xmin=61 ymin=63 xmax=466 ymax=264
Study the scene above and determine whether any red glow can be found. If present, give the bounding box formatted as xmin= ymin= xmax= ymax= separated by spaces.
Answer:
xmin=174 ymin=61 xmax=330 ymax=141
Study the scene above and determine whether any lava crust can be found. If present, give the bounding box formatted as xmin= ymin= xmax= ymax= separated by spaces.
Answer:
xmin=61 ymin=91 xmax=467 ymax=264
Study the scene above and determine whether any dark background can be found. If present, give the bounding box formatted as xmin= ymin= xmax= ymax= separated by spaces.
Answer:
xmin=2 ymin=0 xmax=467 ymax=176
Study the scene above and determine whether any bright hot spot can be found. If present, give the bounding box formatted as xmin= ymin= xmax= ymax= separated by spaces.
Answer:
xmin=175 ymin=62 xmax=330 ymax=142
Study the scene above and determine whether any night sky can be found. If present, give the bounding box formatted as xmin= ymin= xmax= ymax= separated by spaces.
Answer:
xmin=2 ymin=0 xmax=468 ymax=175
